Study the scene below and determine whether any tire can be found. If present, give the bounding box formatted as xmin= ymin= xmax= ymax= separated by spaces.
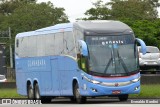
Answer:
xmin=27 ymin=84 xmax=34 ymax=99
xmin=118 ymin=94 xmax=128 ymax=101
xmin=41 ymin=97 xmax=52 ymax=104
xmin=34 ymin=84 xmax=41 ymax=100
xmin=34 ymin=84 xmax=51 ymax=103
xmin=69 ymin=96 xmax=76 ymax=102
xmin=73 ymin=83 xmax=86 ymax=104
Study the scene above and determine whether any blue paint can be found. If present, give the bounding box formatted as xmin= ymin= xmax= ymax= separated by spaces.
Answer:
xmin=136 ymin=38 xmax=147 ymax=55
xmin=15 ymin=21 xmax=145 ymax=98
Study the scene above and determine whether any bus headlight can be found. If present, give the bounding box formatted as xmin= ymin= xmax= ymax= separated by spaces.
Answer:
xmin=83 ymin=76 xmax=100 ymax=84
xmin=131 ymin=76 xmax=140 ymax=83
xmin=91 ymin=80 xmax=101 ymax=84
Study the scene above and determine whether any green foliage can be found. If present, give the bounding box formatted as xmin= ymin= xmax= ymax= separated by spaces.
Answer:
xmin=84 ymin=0 xmax=159 ymax=20
xmin=0 ymin=0 xmax=69 ymax=67
xmin=2 ymin=2 xmax=69 ymax=37
xmin=0 ymin=88 xmax=25 ymax=98
xmin=84 ymin=0 xmax=110 ymax=20
xmin=0 ymin=0 xmax=37 ymax=15
xmin=129 ymin=84 xmax=160 ymax=98
xmin=109 ymin=0 xmax=158 ymax=20
xmin=120 ymin=19 xmax=160 ymax=48
xmin=0 ymin=1 xmax=69 ymax=35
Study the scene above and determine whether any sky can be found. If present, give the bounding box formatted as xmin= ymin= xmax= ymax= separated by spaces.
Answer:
xmin=38 ymin=0 xmax=160 ymax=22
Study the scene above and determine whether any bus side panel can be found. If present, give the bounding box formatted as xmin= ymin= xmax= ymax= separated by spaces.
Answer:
xmin=50 ymin=57 xmax=61 ymax=96
xmin=27 ymin=57 xmax=52 ymax=96
xmin=16 ymin=71 xmax=27 ymax=96
xmin=15 ymin=59 xmax=28 ymax=96
xmin=58 ymin=56 xmax=79 ymax=96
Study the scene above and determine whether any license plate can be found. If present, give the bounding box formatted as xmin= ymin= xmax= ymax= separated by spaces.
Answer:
xmin=112 ymin=90 xmax=121 ymax=94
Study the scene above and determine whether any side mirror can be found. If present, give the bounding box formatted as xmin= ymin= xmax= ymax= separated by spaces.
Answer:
xmin=78 ymin=40 xmax=88 ymax=57
xmin=135 ymin=38 xmax=146 ymax=55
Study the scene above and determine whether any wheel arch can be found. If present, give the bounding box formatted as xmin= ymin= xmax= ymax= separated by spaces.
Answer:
xmin=72 ymin=77 xmax=79 ymax=95
xmin=33 ymin=78 xmax=39 ymax=87
xmin=26 ymin=78 xmax=33 ymax=91
xmin=33 ymin=78 xmax=41 ymax=95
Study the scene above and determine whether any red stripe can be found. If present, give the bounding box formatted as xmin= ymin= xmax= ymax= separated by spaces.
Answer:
xmin=93 ymin=73 xmax=139 ymax=79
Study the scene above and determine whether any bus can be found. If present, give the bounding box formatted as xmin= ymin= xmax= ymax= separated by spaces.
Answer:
xmin=15 ymin=20 xmax=146 ymax=103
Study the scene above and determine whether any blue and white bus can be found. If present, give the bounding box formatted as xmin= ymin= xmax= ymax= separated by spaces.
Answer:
xmin=15 ymin=20 xmax=146 ymax=103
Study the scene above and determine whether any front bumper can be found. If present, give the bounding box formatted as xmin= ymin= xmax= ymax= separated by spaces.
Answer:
xmin=80 ymin=80 xmax=140 ymax=96
xmin=139 ymin=59 xmax=160 ymax=67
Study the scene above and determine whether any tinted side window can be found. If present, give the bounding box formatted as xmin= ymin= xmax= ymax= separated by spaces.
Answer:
xmin=28 ymin=36 xmax=37 ymax=57
xmin=19 ymin=37 xmax=28 ymax=57
xmin=37 ymin=35 xmax=46 ymax=56
xmin=54 ymin=33 xmax=63 ymax=55
xmin=15 ymin=39 xmax=19 ymax=56
xmin=63 ymin=31 xmax=76 ymax=57
xmin=45 ymin=33 xmax=55 ymax=55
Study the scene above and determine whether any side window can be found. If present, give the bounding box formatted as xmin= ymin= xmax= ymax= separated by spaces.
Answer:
xmin=37 ymin=35 xmax=46 ymax=56
xmin=45 ymin=33 xmax=55 ymax=55
xmin=73 ymin=28 xmax=84 ymax=56
xmin=19 ymin=37 xmax=28 ymax=57
xmin=28 ymin=36 xmax=37 ymax=57
xmin=15 ymin=39 xmax=19 ymax=56
xmin=16 ymin=39 xmax=19 ymax=48
xmin=54 ymin=32 xmax=63 ymax=55
xmin=77 ymin=55 xmax=88 ymax=72
xmin=63 ymin=31 xmax=76 ymax=57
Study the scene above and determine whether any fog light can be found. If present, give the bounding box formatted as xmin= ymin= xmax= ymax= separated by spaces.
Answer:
xmin=91 ymin=88 xmax=98 ymax=92
xmin=134 ymin=86 xmax=139 ymax=91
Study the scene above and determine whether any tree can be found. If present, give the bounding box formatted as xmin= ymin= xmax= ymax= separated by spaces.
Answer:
xmin=0 ymin=1 xmax=69 ymax=66
xmin=108 ymin=0 xmax=158 ymax=20
xmin=0 ymin=0 xmax=37 ymax=15
xmin=1 ymin=1 xmax=69 ymax=36
xmin=83 ymin=0 xmax=110 ymax=20
xmin=123 ymin=19 xmax=160 ymax=47
xmin=83 ymin=0 xmax=159 ymax=20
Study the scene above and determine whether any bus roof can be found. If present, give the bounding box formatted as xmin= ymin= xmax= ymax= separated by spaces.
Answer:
xmin=16 ymin=23 xmax=73 ymax=38
xmin=73 ymin=20 xmax=133 ymax=34
xmin=16 ymin=20 xmax=133 ymax=38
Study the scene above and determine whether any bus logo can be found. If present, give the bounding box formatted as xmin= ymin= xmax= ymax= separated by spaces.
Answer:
xmin=115 ymin=83 xmax=119 ymax=87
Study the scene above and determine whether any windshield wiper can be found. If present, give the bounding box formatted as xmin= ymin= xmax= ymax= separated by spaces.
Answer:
xmin=117 ymin=50 xmax=129 ymax=75
xmin=104 ymin=51 xmax=113 ymax=73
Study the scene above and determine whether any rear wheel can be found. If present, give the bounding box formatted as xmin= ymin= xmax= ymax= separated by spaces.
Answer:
xmin=34 ymin=84 xmax=40 ymax=99
xmin=69 ymin=96 xmax=76 ymax=102
xmin=27 ymin=84 xmax=34 ymax=99
xmin=34 ymin=84 xmax=51 ymax=103
xmin=118 ymin=94 xmax=128 ymax=101
xmin=73 ymin=83 xmax=86 ymax=104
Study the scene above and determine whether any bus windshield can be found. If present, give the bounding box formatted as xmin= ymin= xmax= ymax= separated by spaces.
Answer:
xmin=86 ymin=35 xmax=138 ymax=76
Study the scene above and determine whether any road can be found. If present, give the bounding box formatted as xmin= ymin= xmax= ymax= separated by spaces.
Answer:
xmin=0 ymin=98 xmax=160 ymax=107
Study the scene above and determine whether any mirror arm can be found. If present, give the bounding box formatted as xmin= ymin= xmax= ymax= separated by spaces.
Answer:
xmin=135 ymin=38 xmax=147 ymax=55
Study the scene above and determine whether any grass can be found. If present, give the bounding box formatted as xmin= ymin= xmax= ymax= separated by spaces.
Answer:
xmin=129 ymin=84 xmax=160 ymax=98
xmin=0 ymin=85 xmax=160 ymax=98
xmin=0 ymin=88 xmax=25 ymax=98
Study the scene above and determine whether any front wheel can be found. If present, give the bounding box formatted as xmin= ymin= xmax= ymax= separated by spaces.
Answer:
xmin=73 ymin=83 xmax=86 ymax=104
xmin=118 ymin=94 xmax=128 ymax=101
